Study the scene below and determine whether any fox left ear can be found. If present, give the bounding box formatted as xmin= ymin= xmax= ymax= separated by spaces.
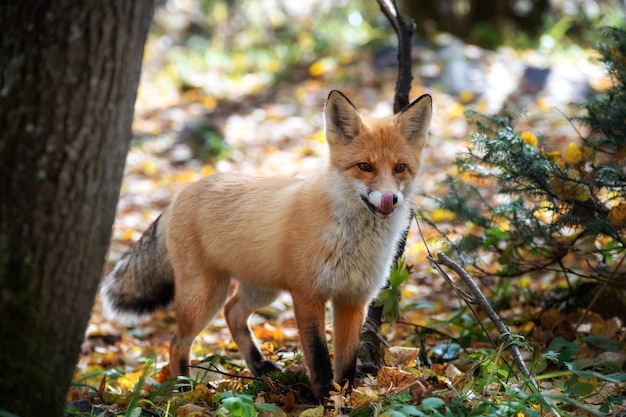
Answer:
xmin=324 ymin=90 xmax=363 ymax=145
xmin=396 ymin=94 xmax=432 ymax=146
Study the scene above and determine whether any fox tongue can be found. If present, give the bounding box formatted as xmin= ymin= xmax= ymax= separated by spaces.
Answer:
xmin=379 ymin=192 xmax=395 ymax=214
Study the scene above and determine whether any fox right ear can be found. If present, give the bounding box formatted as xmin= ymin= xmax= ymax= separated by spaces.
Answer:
xmin=324 ymin=90 xmax=362 ymax=145
xmin=396 ymin=94 xmax=432 ymax=147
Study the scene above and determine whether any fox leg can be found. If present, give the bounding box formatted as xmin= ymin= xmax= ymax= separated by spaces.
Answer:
xmin=224 ymin=282 xmax=281 ymax=376
xmin=292 ymin=294 xmax=333 ymax=401
xmin=331 ymin=299 xmax=367 ymax=388
xmin=170 ymin=270 xmax=231 ymax=380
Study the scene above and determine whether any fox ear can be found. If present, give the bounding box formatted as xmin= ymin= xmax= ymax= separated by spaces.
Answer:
xmin=324 ymin=90 xmax=363 ymax=145
xmin=396 ymin=94 xmax=432 ymax=147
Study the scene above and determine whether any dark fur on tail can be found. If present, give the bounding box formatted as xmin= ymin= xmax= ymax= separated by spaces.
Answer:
xmin=101 ymin=212 xmax=175 ymax=324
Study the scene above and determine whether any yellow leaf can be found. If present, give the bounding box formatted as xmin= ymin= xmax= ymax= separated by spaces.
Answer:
xmin=518 ymin=276 xmax=532 ymax=288
xmin=298 ymin=33 xmax=315 ymax=50
xmin=143 ymin=160 xmax=159 ymax=175
xmin=202 ymin=95 xmax=218 ymax=111
xmin=520 ymin=131 xmax=538 ymax=147
xmin=536 ymin=97 xmax=552 ymax=112
xmin=115 ymin=369 xmax=144 ymax=390
xmin=475 ymin=98 xmax=488 ymax=112
xmin=545 ymin=150 xmax=564 ymax=168
xmin=447 ymin=103 xmax=465 ymax=119
xmin=201 ymin=164 xmax=215 ymax=177
xmin=121 ymin=228 xmax=137 ymax=241
xmin=265 ymin=57 xmax=280 ymax=73
xmin=308 ymin=60 xmax=326 ymax=78
xmin=458 ymin=89 xmax=474 ymax=104
xmin=350 ymin=387 xmax=379 ymax=407
xmin=564 ymin=142 xmax=583 ymax=165
xmin=233 ymin=52 xmax=247 ymax=72
xmin=311 ymin=129 xmax=326 ymax=144
xmin=431 ymin=208 xmax=456 ymax=222
xmin=298 ymin=405 xmax=324 ymax=417
xmin=520 ymin=321 xmax=535 ymax=334
xmin=338 ymin=51 xmax=353 ymax=65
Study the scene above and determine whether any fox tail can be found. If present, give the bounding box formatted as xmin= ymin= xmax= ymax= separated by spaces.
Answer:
xmin=100 ymin=212 xmax=175 ymax=325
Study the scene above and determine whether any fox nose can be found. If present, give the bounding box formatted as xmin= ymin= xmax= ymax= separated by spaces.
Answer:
xmin=379 ymin=192 xmax=397 ymax=214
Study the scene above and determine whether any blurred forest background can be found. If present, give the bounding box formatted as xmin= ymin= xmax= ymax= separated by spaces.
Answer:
xmin=73 ymin=0 xmax=626 ymax=416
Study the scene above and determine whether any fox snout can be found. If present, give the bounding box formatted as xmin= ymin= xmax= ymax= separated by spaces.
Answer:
xmin=362 ymin=190 xmax=403 ymax=217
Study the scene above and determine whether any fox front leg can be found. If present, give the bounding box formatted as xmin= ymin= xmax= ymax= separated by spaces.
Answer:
xmin=292 ymin=294 xmax=334 ymax=401
xmin=331 ymin=299 xmax=368 ymax=387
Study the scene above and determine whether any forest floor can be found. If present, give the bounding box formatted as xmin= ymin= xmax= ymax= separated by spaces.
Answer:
xmin=70 ymin=8 xmax=625 ymax=416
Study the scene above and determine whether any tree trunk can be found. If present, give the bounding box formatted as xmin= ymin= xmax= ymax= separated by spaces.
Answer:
xmin=0 ymin=2 xmax=153 ymax=416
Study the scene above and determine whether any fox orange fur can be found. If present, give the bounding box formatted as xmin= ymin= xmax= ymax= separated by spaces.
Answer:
xmin=101 ymin=90 xmax=432 ymax=400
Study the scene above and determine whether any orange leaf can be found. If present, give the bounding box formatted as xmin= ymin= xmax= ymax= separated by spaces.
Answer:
xmin=608 ymin=202 xmax=626 ymax=229
xmin=377 ymin=366 xmax=417 ymax=389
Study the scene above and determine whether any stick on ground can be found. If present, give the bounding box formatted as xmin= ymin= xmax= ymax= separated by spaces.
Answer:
xmin=431 ymin=252 xmax=539 ymax=391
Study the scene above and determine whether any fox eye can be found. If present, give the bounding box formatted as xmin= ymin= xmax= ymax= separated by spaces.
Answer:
xmin=395 ymin=163 xmax=406 ymax=173
xmin=357 ymin=163 xmax=374 ymax=172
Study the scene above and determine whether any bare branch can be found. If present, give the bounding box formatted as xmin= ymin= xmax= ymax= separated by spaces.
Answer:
xmin=376 ymin=0 xmax=415 ymax=113
xmin=432 ymin=252 xmax=538 ymax=390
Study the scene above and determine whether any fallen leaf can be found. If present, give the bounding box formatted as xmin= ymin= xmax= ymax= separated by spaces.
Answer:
xmin=298 ymin=405 xmax=324 ymax=417
xmin=377 ymin=366 xmax=417 ymax=389
xmin=349 ymin=386 xmax=379 ymax=408
xmin=176 ymin=403 xmax=207 ymax=417
xmin=155 ymin=364 xmax=171 ymax=384
xmin=410 ymin=379 xmax=433 ymax=404
xmin=383 ymin=346 xmax=420 ymax=366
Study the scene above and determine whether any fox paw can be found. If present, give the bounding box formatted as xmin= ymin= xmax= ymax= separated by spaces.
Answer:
xmin=314 ymin=383 xmax=332 ymax=403
xmin=251 ymin=359 xmax=281 ymax=376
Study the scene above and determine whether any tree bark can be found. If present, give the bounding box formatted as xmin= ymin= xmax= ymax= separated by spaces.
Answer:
xmin=0 ymin=2 xmax=153 ymax=416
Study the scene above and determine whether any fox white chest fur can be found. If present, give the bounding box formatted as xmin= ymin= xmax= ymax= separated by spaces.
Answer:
xmin=100 ymin=89 xmax=433 ymax=401
xmin=315 ymin=179 xmax=409 ymax=301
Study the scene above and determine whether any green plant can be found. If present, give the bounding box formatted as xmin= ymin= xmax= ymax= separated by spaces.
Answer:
xmin=124 ymin=361 xmax=152 ymax=417
xmin=375 ymin=259 xmax=413 ymax=323
xmin=420 ymin=27 xmax=626 ymax=287
xmin=214 ymin=392 xmax=277 ymax=417
xmin=415 ymin=27 xmax=626 ymax=417
xmin=375 ymin=393 xmax=466 ymax=417
xmin=538 ymin=336 xmax=626 ymax=414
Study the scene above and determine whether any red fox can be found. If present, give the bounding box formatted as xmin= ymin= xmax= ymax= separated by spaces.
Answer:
xmin=101 ymin=90 xmax=432 ymax=400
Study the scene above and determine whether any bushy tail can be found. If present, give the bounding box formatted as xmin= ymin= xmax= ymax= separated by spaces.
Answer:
xmin=100 ymin=212 xmax=175 ymax=325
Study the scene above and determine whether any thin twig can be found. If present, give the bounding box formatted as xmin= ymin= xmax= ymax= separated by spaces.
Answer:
xmin=433 ymin=252 xmax=538 ymax=390
xmin=426 ymin=254 xmax=498 ymax=349
xmin=415 ymin=217 xmax=498 ymax=349
xmin=187 ymin=363 xmax=263 ymax=381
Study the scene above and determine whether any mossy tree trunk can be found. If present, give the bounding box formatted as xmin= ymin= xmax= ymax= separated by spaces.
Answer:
xmin=0 ymin=2 xmax=153 ymax=416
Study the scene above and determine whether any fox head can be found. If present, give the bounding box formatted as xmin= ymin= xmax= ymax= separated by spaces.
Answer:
xmin=324 ymin=89 xmax=432 ymax=218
